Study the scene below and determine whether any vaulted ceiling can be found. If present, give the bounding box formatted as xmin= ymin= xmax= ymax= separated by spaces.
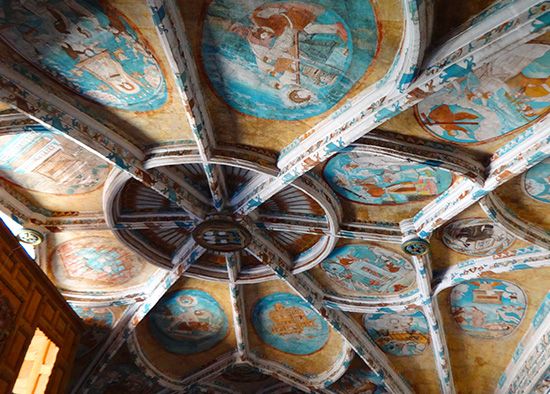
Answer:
xmin=0 ymin=0 xmax=549 ymax=393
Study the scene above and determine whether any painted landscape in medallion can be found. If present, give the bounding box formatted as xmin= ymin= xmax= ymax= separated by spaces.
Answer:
xmin=450 ymin=279 xmax=527 ymax=338
xmin=149 ymin=289 xmax=229 ymax=355
xmin=252 ymin=292 xmax=329 ymax=355
xmin=0 ymin=129 xmax=109 ymax=194
xmin=0 ymin=0 xmax=167 ymax=111
xmin=323 ymin=152 xmax=453 ymax=205
xmin=320 ymin=244 xmax=416 ymax=295
xmin=442 ymin=218 xmax=515 ymax=257
xmin=363 ymin=310 xmax=430 ymax=356
xmin=524 ymin=157 xmax=550 ymax=204
xmin=71 ymin=305 xmax=115 ymax=358
xmin=49 ymin=236 xmax=145 ymax=289
xmin=202 ymin=0 xmax=378 ymax=120
xmin=416 ymin=43 xmax=550 ymax=144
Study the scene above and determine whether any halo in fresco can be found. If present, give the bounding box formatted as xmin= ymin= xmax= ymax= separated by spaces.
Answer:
xmin=0 ymin=129 xmax=110 ymax=195
xmin=0 ymin=0 xmax=167 ymax=111
xmin=524 ymin=158 xmax=550 ymax=204
xmin=323 ymin=152 xmax=453 ymax=205
xmin=252 ymin=292 xmax=329 ymax=355
xmin=320 ymin=244 xmax=416 ymax=295
xmin=71 ymin=305 xmax=115 ymax=358
xmin=149 ymin=289 xmax=229 ymax=355
xmin=330 ymin=369 xmax=387 ymax=394
xmin=416 ymin=43 xmax=550 ymax=144
xmin=450 ymin=279 xmax=527 ymax=338
xmin=50 ymin=237 xmax=144 ymax=289
xmin=442 ymin=218 xmax=515 ymax=257
xmin=202 ymin=0 xmax=378 ymax=120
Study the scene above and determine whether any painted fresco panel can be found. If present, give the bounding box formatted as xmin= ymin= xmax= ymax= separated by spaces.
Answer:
xmin=320 ymin=244 xmax=416 ymax=295
xmin=416 ymin=43 xmax=550 ymax=144
xmin=363 ymin=310 xmax=429 ymax=356
xmin=202 ymin=0 xmax=378 ymax=120
xmin=71 ymin=305 xmax=115 ymax=358
xmin=149 ymin=289 xmax=229 ymax=355
xmin=0 ymin=130 xmax=109 ymax=194
xmin=0 ymin=0 xmax=167 ymax=111
xmin=323 ymin=152 xmax=453 ymax=205
xmin=252 ymin=292 xmax=329 ymax=355
xmin=442 ymin=218 xmax=515 ymax=257
xmin=450 ymin=279 xmax=527 ymax=338
xmin=524 ymin=157 xmax=550 ymax=204
xmin=50 ymin=236 xmax=145 ymax=288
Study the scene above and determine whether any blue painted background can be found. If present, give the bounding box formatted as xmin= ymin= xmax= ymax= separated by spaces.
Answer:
xmin=0 ymin=0 xmax=167 ymax=111
xmin=524 ymin=158 xmax=550 ymax=203
xmin=450 ymin=279 xmax=527 ymax=338
xmin=202 ymin=0 xmax=378 ymax=120
xmin=149 ymin=289 xmax=229 ymax=354
xmin=0 ymin=128 xmax=109 ymax=194
xmin=417 ymin=44 xmax=550 ymax=144
xmin=324 ymin=152 xmax=453 ymax=205
xmin=321 ymin=244 xmax=416 ymax=295
xmin=363 ymin=310 xmax=429 ymax=356
xmin=252 ymin=292 xmax=328 ymax=354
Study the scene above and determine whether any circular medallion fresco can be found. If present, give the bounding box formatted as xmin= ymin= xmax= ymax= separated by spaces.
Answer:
xmin=450 ymin=279 xmax=527 ymax=338
xmin=416 ymin=43 xmax=550 ymax=144
xmin=401 ymin=238 xmax=430 ymax=256
xmin=252 ymin=292 xmax=328 ymax=355
xmin=320 ymin=244 xmax=416 ymax=295
xmin=0 ymin=0 xmax=167 ymax=111
xmin=0 ymin=131 xmax=110 ymax=195
xmin=149 ymin=289 xmax=229 ymax=355
xmin=524 ymin=158 xmax=550 ymax=204
xmin=442 ymin=218 xmax=515 ymax=257
xmin=202 ymin=0 xmax=378 ymax=120
xmin=50 ymin=237 xmax=144 ymax=289
xmin=71 ymin=305 xmax=115 ymax=358
xmin=17 ymin=228 xmax=44 ymax=246
xmin=363 ymin=311 xmax=429 ymax=356
xmin=323 ymin=153 xmax=453 ymax=205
